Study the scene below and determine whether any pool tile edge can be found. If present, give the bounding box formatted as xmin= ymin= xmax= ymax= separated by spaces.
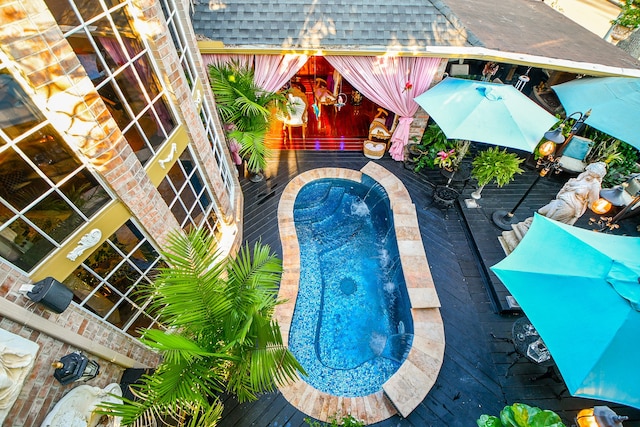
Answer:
xmin=275 ymin=162 xmax=445 ymax=424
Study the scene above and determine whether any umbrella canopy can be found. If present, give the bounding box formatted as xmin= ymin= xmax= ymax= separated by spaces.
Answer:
xmin=414 ymin=78 xmax=558 ymax=152
xmin=552 ymin=77 xmax=640 ymax=151
xmin=491 ymin=214 xmax=640 ymax=409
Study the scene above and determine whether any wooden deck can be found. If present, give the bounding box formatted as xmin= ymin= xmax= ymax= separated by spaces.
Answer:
xmin=222 ymin=149 xmax=640 ymax=427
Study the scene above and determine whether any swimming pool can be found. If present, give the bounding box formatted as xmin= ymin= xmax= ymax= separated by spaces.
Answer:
xmin=275 ymin=163 xmax=445 ymax=424
xmin=289 ymin=176 xmax=414 ymax=396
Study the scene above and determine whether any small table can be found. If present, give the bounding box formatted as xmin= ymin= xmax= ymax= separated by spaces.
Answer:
xmin=511 ymin=317 xmax=553 ymax=366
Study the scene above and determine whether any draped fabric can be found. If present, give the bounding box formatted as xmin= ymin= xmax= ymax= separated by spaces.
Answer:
xmin=325 ymin=56 xmax=442 ymax=161
xmin=201 ymin=54 xmax=308 ymax=92
xmin=253 ymin=54 xmax=309 ymax=92
xmin=201 ymin=54 xmax=252 ymax=69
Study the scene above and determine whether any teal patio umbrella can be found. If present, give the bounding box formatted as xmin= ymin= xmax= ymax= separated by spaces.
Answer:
xmin=414 ymin=77 xmax=558 ymax=152
xmin=552 ymin=77 xmax=640 ymax=151
xmin=491 ymin=214 xmax=640 ymax=409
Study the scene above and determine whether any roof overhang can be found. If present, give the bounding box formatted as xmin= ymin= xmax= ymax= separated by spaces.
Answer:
xmin=198 ymin=41 xmax=640 ymax=78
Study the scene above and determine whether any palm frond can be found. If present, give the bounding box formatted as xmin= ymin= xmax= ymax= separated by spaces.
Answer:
xmin=149 ymin=228 xmax=232 ymax=333
xmin=139 ymin=329 xmax=231 ymax=364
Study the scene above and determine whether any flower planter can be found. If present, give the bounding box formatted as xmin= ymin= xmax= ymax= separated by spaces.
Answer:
xmin=611 ymin=24 xmax=634 ymax=42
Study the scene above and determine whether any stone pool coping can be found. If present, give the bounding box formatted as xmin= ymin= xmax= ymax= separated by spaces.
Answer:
xmin=275 ymin=162 xmax=445 ymax=424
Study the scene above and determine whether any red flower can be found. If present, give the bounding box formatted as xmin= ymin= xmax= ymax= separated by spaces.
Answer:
xmin=402 ymin=81 xmax=413 ymax=92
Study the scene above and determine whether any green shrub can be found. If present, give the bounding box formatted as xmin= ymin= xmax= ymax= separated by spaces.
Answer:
xmin=477 ymin=403 xmax=566 ymax=427
xmin=471 ymin=147 xmax=524 ymax=187
xmin=305 ymin=414 xmax=364 ymax=427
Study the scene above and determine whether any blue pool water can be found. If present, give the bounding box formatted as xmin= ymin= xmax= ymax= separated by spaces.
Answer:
xmin=288 ymin=176 xmax=414 ymax=397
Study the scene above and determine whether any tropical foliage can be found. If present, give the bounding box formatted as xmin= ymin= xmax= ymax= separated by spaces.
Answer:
xmin=612 ymin=0 xmax=640 ymax=29
xmin=305 ymin=414 xmax=365 ymax=427
xmin=477 ymin=403 xmax=566 ymax=427
xmin=101 ymin=228 xmax=303 ymax=426
xmin=408 ymin=122 xmax=459 ymax=172
xmin=471 ymin=146 xmax=524 ymax=187
xmin=208 ymin=61 xmax=285 ymax=174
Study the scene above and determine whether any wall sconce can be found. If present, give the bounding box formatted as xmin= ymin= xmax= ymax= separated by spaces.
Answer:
xmin=576 ymin=406 xmax=628 ymax=427
xmin=20 ymin=277 xmax=73 ymax=313
xmin=52 ymin=352 xmax=100 ymax=385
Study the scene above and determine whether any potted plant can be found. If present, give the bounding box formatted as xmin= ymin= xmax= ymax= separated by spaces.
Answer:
xmin=610 ymin=0 xmax=640 ymax=41
xmin=477 ymin=403 xmax=566 ymax=427
xmin=407 ymin=122 xmax=456 ymax=173
xmin=440 ymin=139 xmax=472 ymax=184
xmin=470 ymin=146 xmax=524 ymax=199
xmin=209 ymin=61 xmax=286 ymax=182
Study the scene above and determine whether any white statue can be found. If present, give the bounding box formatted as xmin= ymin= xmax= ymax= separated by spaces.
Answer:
xmin=40 ymin=383 xmax=122 ymax=427
xmin=0 ymin=328 xmax=40 ymax=424
xmin=538 ymin=161 xmax=607 ymax=225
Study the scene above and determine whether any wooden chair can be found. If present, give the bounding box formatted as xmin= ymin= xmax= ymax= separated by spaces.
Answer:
xmin=368 ymin=108 xmax=398 ymax=145
xmin=363 ymin=108 xmax=399 ymax=159
xmin=277 ymin=87 xmax=308 ymax=144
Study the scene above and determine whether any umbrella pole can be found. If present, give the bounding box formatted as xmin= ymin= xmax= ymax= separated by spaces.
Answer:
xmin=492 ymin=174 xmax=543 ymax=230
xmin=491 ymin=112 xmax=592 ymax=231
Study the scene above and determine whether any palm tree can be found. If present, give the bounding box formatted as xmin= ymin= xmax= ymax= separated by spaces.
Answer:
xmin=102 ymin=228 xmax=303 ymax=426
xmin=209 ymin=61 xmax=285 ymax=179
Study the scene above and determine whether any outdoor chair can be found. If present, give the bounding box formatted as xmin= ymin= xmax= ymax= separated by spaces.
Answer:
xmin=363 ymin=108 xmax=398 ymax=159
xmin=367 ymin=108 xmax=398 ymax=144
xmin=557 ymin=135 xmax=594 ymax=174
xmin=277 ymin=87 xmax=308 ymax=145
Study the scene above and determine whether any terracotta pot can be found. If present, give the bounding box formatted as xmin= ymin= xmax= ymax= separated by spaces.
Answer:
xmin=611 ymin=24 xmax=633 ymax=42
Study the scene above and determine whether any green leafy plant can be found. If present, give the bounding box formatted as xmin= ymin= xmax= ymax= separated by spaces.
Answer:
xmin=477 ymin=403 xmax=566 ymax=427
xmin=612 ymin=0 xmax=640 ymax=28
xmin=100 ymin=228 xmax=304 ymax=426
xmin=583 ymin=136 xmax=640 ymax=186
xmin=408 ymin=123 xmax=456 ymax=172
xmin=305 ymin=413 xmax=364 ymax=427
xmin=471 ymin=146 xmax=524 ymax=187
xmin=208 ymin=61 xmax=285 ymax=175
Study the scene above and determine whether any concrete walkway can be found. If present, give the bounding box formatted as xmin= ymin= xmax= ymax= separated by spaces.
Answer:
xmin=547 ymin=0 xmax=620 ymax=38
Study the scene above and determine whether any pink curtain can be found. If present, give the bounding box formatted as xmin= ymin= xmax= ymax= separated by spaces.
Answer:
xmin=201 ymin=54 xmax=308 ymax=93
xmin=201 ymin=54 xmax=252 ymax=68
xmin=253 ymin=54 xmax=309 ymax=92
xmin=325 ymin=56 xmax=441 ymax=161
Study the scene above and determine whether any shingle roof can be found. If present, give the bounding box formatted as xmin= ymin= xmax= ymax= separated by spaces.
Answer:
xmin=192 ymin=0 xmax=640 ymax=74
xmin=192 ymin=0 xmax=475 ymax=49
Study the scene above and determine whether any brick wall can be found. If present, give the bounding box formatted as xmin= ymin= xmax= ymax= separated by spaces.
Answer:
xmin=0 ymin=265 xmax=161 ymax=427
xmin=0 ymin=312 xmax=161 ymax=427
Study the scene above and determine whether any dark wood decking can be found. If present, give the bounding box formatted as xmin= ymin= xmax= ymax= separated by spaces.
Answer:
xmin=225 ymin=149 xmax=640 ymax=427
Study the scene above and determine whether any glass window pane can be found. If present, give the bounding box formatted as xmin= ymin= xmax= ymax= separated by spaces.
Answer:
xmin=0 ymin=71 xmax=46 ymax=140
xmin=0 ymin=147 xmax=49 ymax=210
xmin=63 ymin=221 xmax=165 ymax=336
xmin=0 ymin=214 xmax=55 ymax=272
xmin=60 ymin=171 xmax=110 ymax=218
xmin=153 ymin=96 xmax=176 ymax=138
xmin=25 ymin=193 xmax=75 ymax=242
xmin=17 ymin=126 xmax=83 ymax=184
xmin=98 ymin=81 xmax=131 ymax=128
xmin=42 ymin=0 xmax=82 ymax=31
